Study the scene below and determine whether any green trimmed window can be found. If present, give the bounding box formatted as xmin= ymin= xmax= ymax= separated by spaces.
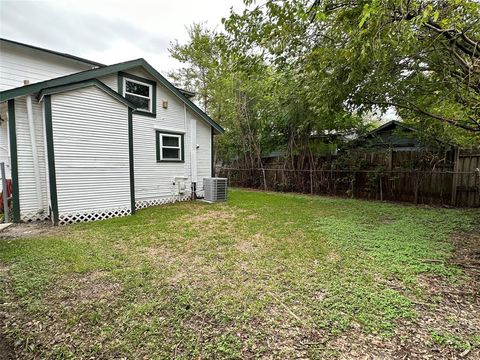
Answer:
xmin=124 ymin=78 xmax=152 ymax=111
xmin=118 ymin=72 xmax=157 ymax=116
xmin=156 ymin=131 xmax=184 ymax=162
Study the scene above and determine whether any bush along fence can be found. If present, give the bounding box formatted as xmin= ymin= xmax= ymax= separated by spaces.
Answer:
xmin=218 ymin=152 xmax=480 ymax=208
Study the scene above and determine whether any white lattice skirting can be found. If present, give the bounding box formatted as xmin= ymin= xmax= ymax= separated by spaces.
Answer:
xmin=20 ymin=196 xmax=191 ymax=225
xmin=21 ymin=211 xmax=51 ymax=222
xmin=135 ymin=194 xmax=191 ymax=210
xmin=58 ymin=207 xmax=131 ymax=225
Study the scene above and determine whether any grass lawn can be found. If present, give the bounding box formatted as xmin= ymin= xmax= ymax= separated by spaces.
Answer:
xmin=1 ymin=189 xmax=479 ymax=359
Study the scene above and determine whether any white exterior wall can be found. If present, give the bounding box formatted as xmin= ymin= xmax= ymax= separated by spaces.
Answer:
xmin=50 ymin=86 xmax=131 ymax=224
xmin=133 ymin=111 xmax=191 ymax=205
xmin=3 ymin=64 xmax=215 ymax=224
xmin=14 ymin=97 xmax=49 ymax=220
xmin=0 ymin=102 xmax=10 ymax=178
xmin=194 ymin=110 xmax=212 ymax=197
xmin=99 ymin=74 xmax=117 ymax=91
xmin=103 ymin=67 xmax=213 ymax=206
xmin=132 ymin=88 xmax=192 ymax=204
xmin=0 ymin=40 xmax=93 ymax=91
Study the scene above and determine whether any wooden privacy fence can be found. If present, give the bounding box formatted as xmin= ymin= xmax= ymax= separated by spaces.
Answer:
xmin=218 ymin=167 xmax=480 ymax=207
xmin=452 ymin=151 xmax=480 ymax=207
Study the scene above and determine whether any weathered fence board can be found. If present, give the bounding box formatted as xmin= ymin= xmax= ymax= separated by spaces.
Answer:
xmin=456 ymin=152 xmax=480 ymax=207
xmin=219 ymin=166 xmax=479 ymax=208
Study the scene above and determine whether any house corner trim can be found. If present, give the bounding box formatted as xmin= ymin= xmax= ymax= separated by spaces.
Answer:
xmin=7 ymin=99 xmax=20 ymax=222
xmin=128 ymin=108 xmax=135 ymax=214
xmin=211 ymin=127 xmax=215 ymax=177
xmin=44 ymin=95 xmax=59 ymax=225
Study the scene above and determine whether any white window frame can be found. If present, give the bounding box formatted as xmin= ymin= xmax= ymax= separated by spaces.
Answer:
xmin=159 ymin=133 xmax=182 ymax=161
xmin=123 ymin=77 xmax=153 ymax=112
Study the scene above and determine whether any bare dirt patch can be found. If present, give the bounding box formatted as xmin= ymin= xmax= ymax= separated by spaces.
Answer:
xmin=187 ymin=207 xmax=238 ymax=223
xmin=0 ymin=222 xmax=62 ymax=239
xmin=138 ymin=243 xmax=218 ymax=288
xmin=0 ymin=317 xmax=16 ymax=360
xmin=171 ymin=207 xmax=242 ymax=234
xmin=236 ymin=233 xmax=266 ymax=253
xmin=326 ymin=250 xmax=341 ymax=263
xmin=451 ymin=227 xmax=480 ymax=283
xmin=55 ymin=271 xmax=122 ymax=305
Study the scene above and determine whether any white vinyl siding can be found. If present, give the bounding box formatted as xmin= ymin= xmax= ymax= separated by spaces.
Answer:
xmin=0 ymin=40 xmax=93 ymax=91
xmin=5 ymin=66 xmax=214 ymax=222
xmin=15 ymin=97 xmax=48 ymax=219
xmin=116 ymin=67 xmax=188 ymax=128
xmin=133 ymin=110 xmax=189 ymax=201
xmin=127 ymin=67 xmax=190 ymax=201
xmin=124 ymin=67 xmax=212 ymax=202
xmin=14 ymin=97 xmax=49 ymax=219
xmin=195 ymin=117 xmax=212 ymax=197
xmin=0 ymin=102 xmax=10 ymax=178
xmin=50 ymin=86 xmax=131 ymax=215
xmin=98 ymin=74 xmax=117 ymax=91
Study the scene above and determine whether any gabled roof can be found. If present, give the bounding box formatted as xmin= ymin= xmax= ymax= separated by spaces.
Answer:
xmin=365 ymin=120 xmax=416 ymax=137
xmin=0 ymin=58 xmax=224 ymax=133
xmin=0 ymin=38 xmax=105 ymax=68
xmin=38 ymin=79 xmax=136 ymax=108
xmin=349 ymin=120 xmax=418 ymax=148
xmin=348 ymin=120 xmax=452 ymax=149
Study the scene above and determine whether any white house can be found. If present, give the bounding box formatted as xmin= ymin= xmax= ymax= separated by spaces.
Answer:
xmin=0 ymin=38 xmax=224 ymax=225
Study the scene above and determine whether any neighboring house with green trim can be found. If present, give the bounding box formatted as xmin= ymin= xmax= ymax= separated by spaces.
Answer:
xmin=0 ymin=38 xmax=224 ymax=225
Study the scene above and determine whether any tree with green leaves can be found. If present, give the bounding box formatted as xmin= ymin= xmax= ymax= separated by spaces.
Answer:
xmin=170 ymin=24 xmax=286 ymax=187
xmin=224 ymin=0 xmax=480 ymax=140
xmin=169 ymin=24 xmax=226 ymax=114
xmin=169 ymin=0 xmax=479 ymax=171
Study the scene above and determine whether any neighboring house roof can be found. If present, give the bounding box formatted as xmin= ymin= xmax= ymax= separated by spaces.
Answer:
xmin=38 ymin=79 xmax=136 ymax=109
xmin=0 ymin=58 xmax=224 ymax=134
xmin=366 ymin=120 xmax=417 ymax=136
xmin=349 ymin=120 xmax=451 ymax=150
xmin=0 ymin=37 xmax=105 ymax=68
xmin=348 ymin=120 xmax=420 ymax=149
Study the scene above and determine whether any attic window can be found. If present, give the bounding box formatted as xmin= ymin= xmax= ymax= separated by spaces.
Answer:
xmin=123 ymin=78 xmax=152 ymax=112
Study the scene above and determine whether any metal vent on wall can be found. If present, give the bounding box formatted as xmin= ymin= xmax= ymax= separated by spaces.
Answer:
xmin=203 ymin=177 xmax=228 ymax=202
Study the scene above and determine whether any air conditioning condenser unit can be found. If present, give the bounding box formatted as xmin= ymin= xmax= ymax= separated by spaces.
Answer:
xmin=203 ymin=177 xmax=227 ymax=202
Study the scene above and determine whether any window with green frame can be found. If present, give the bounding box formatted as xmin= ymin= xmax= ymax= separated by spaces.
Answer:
xmin=118 ymin=72 xmax=157 ymax=117
xmin=156 ymin=131 xmax=184 ymax=162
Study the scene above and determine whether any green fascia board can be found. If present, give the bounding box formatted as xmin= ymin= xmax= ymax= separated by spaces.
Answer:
xmin=0 ymin=58 xmax=225 ymax=134
xmin=39 ymin=79 xmax=136 ymax=109
xmin=0 ymin=38 xmax=105 ymax=67
xmin=0 ymin=59 xmax=145 ymax=101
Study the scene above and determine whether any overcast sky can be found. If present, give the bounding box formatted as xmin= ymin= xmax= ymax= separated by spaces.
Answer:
xmin=0 ymin=0 xmax=246 ymax=75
